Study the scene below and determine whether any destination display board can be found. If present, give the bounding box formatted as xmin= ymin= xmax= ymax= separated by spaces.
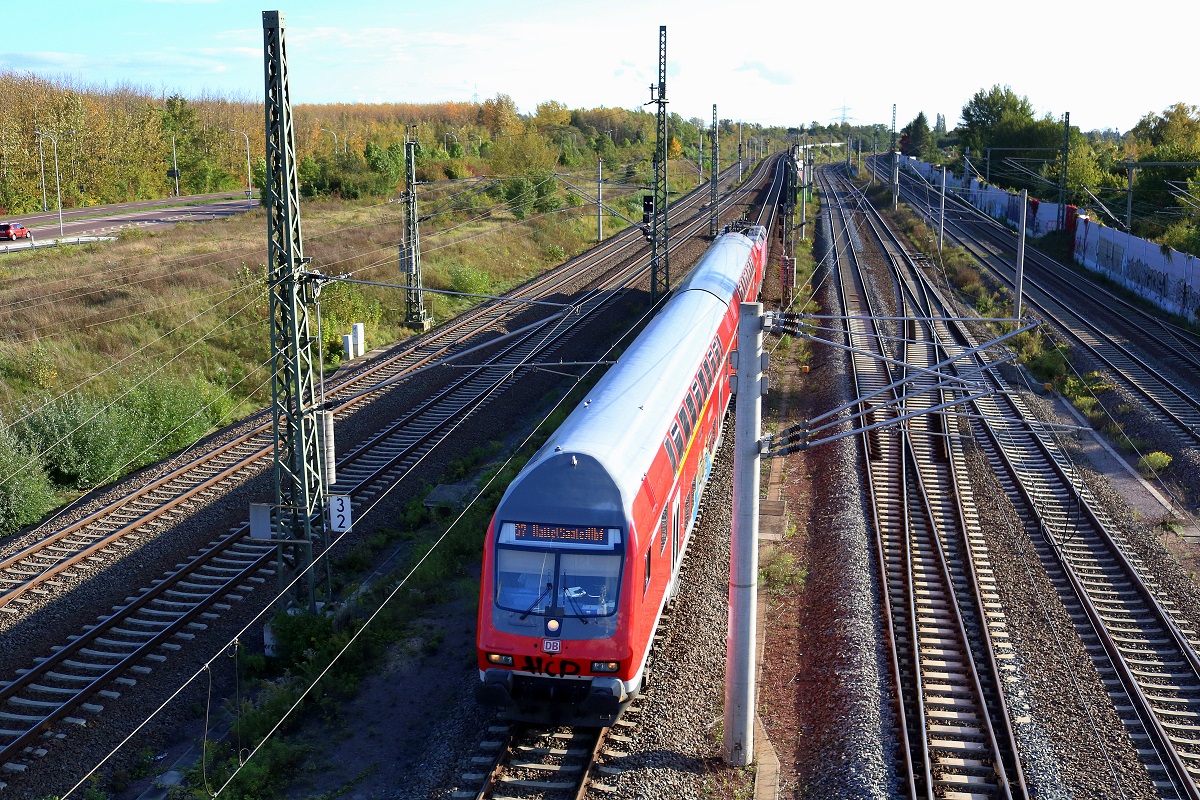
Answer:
xmin=511 ymin=522 xmax=607 ymax=544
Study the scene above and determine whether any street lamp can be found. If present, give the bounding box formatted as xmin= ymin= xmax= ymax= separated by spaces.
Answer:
xmin=33 ymin=130 xmax=70 ymax=239
xmin=170 ymin=129 xmax=188 ymax=197
xmin=229 ymin=129 xmax=253 ymax=208
xmin=36 ymin=135 xmax=47 ymax=212
xmin=343 ymin=132 xmax=355 ymax=154
xmin=320 ymin=127 xmax=338 ymax=154
xmin=444 ymin=132 xmax=458 ymax=153
xmin=468 ymin=133 xmax=482 ymax=153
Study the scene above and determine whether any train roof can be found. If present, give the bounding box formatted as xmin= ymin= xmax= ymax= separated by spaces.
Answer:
xmin=495 ymin=231 xmax=757 ymax=530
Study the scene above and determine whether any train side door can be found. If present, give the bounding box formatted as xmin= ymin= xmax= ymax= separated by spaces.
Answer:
xmin=671 ymin=493 xmax=681 ymax=572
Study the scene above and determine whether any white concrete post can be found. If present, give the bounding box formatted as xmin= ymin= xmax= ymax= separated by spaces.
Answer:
xmin=725 ymin=301 xmax=765 ymax=766
xmin=352 ymin=322 xmax=366 ymax=357
xmin=342 ymin=334 xmax=354 ymax=360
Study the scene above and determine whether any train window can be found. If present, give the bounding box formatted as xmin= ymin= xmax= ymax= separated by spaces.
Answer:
xmin=697 ymin=363 xmax=711 ymax=397
xmin=690 ymin=381 xmax=703 ymax=411
xmin=559 ymin=552 xmax=621 ymax=617
xmin=664 ymin=433 xmax=679 ymax=473
xmin=682 ymin=393 xmax=699 ymax=432
xmin=659 ymin=506 xmax=669 ymax=555
xmin=678 ymin=407 xmax=695 ymax=441
xmin=494 ymin=548 xmax=556 ymax=614
xmin=643 ymin=549 xmax=651 ymax=595
xmin=670 ymin=422 xmax=686 ymax=463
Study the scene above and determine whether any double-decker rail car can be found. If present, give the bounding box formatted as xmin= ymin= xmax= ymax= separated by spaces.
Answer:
xmin=475 ymin=224 xmax=767 ymax=726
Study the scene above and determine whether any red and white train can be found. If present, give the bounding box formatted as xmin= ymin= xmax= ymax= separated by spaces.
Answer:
xmin=475 ymin=222 xmax=768 ymax=726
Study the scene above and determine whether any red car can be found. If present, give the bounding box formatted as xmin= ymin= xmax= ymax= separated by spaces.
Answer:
xmin=0 ymin=222 xmax=32 ymax=241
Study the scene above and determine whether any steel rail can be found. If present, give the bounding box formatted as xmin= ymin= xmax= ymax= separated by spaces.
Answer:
xmin=843 ymin=167 xmax=1031 ymax=794
xmin=823 ymin=167 xmax=1020 ymax=797
xmin=0 ymin=164 xmax=759 ymax=616
xmin=869 ymin=166 xmax=1200 ymax=797
xmin=895 ymin=165 xmax=1200 ymax=363
xmin=0 ymin=161 xmax=782 ymax=781
xmin=895 ymin=172 xmax=1200 ymax=448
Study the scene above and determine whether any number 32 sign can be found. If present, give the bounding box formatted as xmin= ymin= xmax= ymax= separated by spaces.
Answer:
xmin=329 ymin=495 xmax=353 ymax=532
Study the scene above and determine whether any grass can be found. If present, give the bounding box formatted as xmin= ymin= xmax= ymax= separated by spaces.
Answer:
xmin=0 ymin=185 xmax=624 ymax=536
xmin=759 ymin=547 xmax=808 ymax=597
xmin=165 ymin=354 xmax=612 ymax=800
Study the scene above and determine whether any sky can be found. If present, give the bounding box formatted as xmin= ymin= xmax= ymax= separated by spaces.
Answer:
xmin=1 ymin=0 xmax=1189 ymax=135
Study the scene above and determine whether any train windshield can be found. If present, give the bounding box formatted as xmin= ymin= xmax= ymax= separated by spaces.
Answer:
xmin=558 ymin=552 xmax=620 ymax=617
xmin=494 ymin=523 xmax=622 ymax=619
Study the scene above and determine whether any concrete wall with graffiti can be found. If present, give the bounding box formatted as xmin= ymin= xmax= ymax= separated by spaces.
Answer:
xmin=906 ymin=157 xmax=1200 ymax=322
xmin=1074 ymin=217 xmax=1200 ymax=320
xmin=906 ymin=159 xmax=1068 ymax=236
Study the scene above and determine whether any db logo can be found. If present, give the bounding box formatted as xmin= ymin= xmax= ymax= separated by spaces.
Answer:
xmin=542 ymin=639 xmax=562 ymax=653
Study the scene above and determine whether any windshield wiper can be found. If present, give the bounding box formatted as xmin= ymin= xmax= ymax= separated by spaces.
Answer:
xmin=519 ymin=582 xmax=553 ymax=620
xmin=563 ymin=587 xmax=590 ymax=624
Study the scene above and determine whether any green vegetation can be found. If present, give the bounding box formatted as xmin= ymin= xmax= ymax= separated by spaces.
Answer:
xmin=1139 ymin=451 xmax=1174 ymax=475
xmin=0 ymin=74 xmax=792 ymax=214
xmin=910 ymin=84 xmax=1200 ymax=256
xmin=0 ymin=76 xmax=805 ymax=538
xmin=175 ymin=375 xmax=601 ymax=800
xmin=759 ymin=547 xmax=807 ymax=598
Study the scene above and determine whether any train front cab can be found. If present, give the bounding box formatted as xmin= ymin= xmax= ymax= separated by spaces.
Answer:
xmin=476 ymin=452 xmax=636 ymax=727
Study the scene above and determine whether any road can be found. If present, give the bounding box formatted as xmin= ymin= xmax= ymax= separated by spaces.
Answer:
xmin=0 ymin=193 xmax=259 ymax=250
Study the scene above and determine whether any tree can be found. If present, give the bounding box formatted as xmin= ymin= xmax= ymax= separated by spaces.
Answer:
xmin=479 ymin=94 xmax=522 ymax=138
xmin=489 ymin=134 xmax=558 ymax=176
xmin=533 ymin=100 xmax=571 ymax=132
xmin=899 ymin=112 xmax=933 ymax=159
xmin=667 ymin=136 xmax=683 ymax=160
xmin=1129 ymin=103 xmax=1200 ymax=151
xmin=959 ymin=85 xmax=1035 ymax=153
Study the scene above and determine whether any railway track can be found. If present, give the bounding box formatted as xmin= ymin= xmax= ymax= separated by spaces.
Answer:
xmin=818 ymin=168 xmax=1025 ymax=797
xmin=848 ymin=164 xmax=1200 ymax=797
xmin=445 ymin=161 xmax=789 ymax=800
xmin=456 ymin=692 xmax=651 ymax=800
xmin=0 ymin=158 xmax=784 ymax=786
xmin=0 ymin=160 xmax=761 ymax=617
xmin=895 ymin=167 xmax=1200 ymax=450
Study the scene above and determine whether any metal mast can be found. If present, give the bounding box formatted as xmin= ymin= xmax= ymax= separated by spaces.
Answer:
xmin=648 ymin=25 xmax=669 ymax=303
xmin=402 ymin=124 xmax=429 ymax=330
xmin=709 ymin=103 xmax=719 ymax=237
xmin=263 ymin=9 xmax=323 ymax=611
xmin=1057 ymin=111 xmax=1070 ymax=231
xmin=890 ymin=103 xmax=897 ymax=156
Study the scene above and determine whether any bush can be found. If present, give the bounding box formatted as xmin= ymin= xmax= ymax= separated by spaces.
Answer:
xmin=448 ymin=264 xmax=491 ymax=296
xmin=1138 ymin=451 xmax=1173 ymax=474
xmin=268 ymin=609 xmax=336 ymax=666
xmin=502 ymin=177 xmax=536 ymax=219
xmin=0 ymin=426 xmax=54 ymax=535
xmin=316 ymin=281 xmax=382 ymax=353
xmin=15 ymin=375 xmax=225 ymax=488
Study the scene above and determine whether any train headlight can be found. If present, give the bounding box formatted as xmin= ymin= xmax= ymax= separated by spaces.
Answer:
xmin=546 ymin=619 xmax=561 ymax=634
xmin=591 ymin=661 xmax=620 ymax=673
xmin=486 ymin=653 xmax=514 ymax=666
